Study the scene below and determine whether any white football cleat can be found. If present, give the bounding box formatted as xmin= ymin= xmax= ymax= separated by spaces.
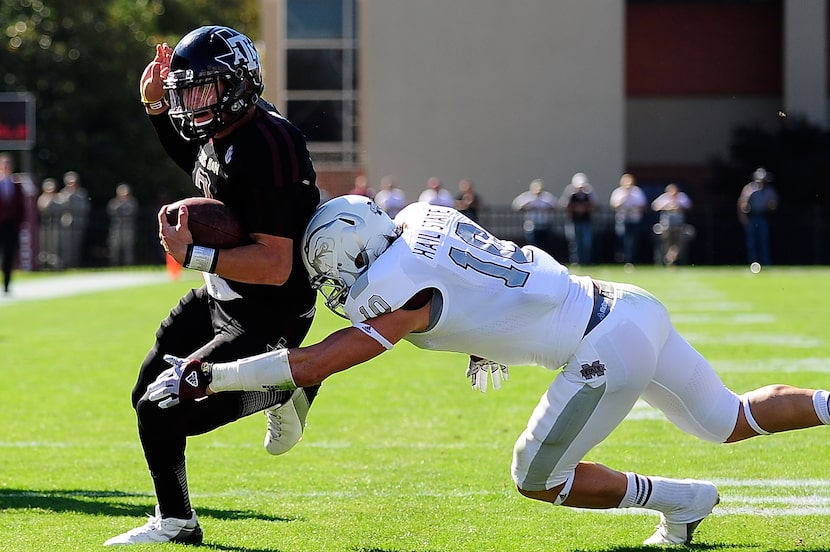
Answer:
xmin=644 ymin=480 xmax=719 ymax=546
xmin=104 ymin=506 xmax=202 ymax=546
xmin=264 ymin=388 xmax=310 ymax=455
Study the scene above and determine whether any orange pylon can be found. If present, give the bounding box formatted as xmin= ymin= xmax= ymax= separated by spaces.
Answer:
xmin=166 ymin=253 xmax=182 ymax=280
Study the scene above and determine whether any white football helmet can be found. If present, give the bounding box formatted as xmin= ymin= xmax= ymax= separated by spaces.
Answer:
xmin=302 ymin=195 xmax=400 ymax=317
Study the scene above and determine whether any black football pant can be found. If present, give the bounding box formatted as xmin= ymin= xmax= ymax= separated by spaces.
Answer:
xmin=131 ymin=286 xmax=318 ymax=519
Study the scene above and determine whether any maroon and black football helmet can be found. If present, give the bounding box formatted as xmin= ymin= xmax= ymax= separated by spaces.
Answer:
xmin=164 ymin=25 xmax=264 ymax=141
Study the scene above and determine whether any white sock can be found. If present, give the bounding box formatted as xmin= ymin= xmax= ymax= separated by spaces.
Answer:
xmin=813 ymin=390 xmax=830 ymax=425
xmin=618 ymin=473 xmax=697 ymax=517
xmin=618 ymin=472 xmax=653 ymax=508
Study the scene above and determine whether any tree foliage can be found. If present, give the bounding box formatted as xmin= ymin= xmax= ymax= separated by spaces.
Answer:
xmin=708 ymin=116 xmax=830 ymax=205
xmin=0 ymin=0 xmax=259 ymax=206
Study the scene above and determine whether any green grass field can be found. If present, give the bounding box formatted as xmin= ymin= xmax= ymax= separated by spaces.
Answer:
xmin=1 ymin=265 xmax=829 ymax=551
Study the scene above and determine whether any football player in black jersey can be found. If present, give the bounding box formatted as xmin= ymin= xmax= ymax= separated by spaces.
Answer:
xmin=105 ymin=25 xmax=321 ymax=546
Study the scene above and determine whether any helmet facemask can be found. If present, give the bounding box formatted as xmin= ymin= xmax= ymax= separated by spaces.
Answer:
xmin=166 ymin=70 xmax=224 ymax=140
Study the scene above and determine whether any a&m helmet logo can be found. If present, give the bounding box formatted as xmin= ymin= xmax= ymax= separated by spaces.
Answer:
xmin=215 ymin=29 xmax=260 ymax=73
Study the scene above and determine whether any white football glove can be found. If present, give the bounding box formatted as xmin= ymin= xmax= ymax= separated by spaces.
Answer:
xmin=147 ymin=354 xmax=212 ymax=409
xmin=466 ymin=355 xmax=508 ymax=393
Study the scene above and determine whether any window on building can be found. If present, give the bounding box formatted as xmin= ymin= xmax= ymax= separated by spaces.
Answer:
xmin=285 ymin=0 xmax=358 ymax=166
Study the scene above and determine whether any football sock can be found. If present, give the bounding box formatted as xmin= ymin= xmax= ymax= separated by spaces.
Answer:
xmin=619 ymin=473 xmax=698 ymax=516
xmin=618 ymin=472 xmax=652 ymax=508
xmin=812 ymin=390 xmax=830 ymax=425
xmin=152 ymin=459 xmax=192 ymax=520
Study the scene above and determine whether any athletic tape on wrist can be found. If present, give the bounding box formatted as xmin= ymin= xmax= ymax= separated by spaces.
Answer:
xmin=184 ymin=244 xmax=218 ymax=273
xmin=209 ymin=349 xmax=296 ymax=393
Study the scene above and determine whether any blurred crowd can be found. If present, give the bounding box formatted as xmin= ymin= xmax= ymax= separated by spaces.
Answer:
xmin=36 ymin=171 xmax=140 ymax=271
xmin=341 ymin=167 xmax=778 ymax=270
xmin=0 ymin=150 xmax=778 ymax=296
xmin=0 ymin=152 xmax=143 ymax=293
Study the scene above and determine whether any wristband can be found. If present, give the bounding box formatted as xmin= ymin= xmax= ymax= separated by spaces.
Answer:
xmin=142 ymin=98 xmax=166 ymax=110
xmin=199 ymin=361 xmax=214 ymax=381
xmin=184 ymin=244 xmax=219 ymax=273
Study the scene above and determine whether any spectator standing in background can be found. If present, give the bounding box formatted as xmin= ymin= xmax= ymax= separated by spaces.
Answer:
xmin=348 ymin=174 xmax=375 ymax=198
xmin=107 ymin=182 xmax=139 ymax=266
xmin=652 ymin=183 xmax=693 ymax=266
xmin=560 ymin=172 xmax=597 ymax=266
xmin=374 ymin=175 xmax=407 ymax=219
xmin=0 ymin=153 xmax=25 ymax=294
xmin=738 ymin=167 xmax=778 ymax=267
xmin=455 ymin=178 xmax=481 ymax=222
xmin=56 ymin=170 xmax=90 ymax=268
xmin=512 ymin=178 xmax=557 ymax=253
xmin=37 ymin=178 xmax=62 ymax=270
xmin=609 ymin=173 xmax=647 ymax=266
xmin=418 ymin=176 xmax=455 ymax=207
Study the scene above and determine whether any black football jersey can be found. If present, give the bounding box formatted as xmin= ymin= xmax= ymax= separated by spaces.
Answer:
xmin=151 ymin=100 xmax=320 ymax=315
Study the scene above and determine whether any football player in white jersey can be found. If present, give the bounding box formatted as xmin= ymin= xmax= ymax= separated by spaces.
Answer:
xmin=149 ymin=195 xmax=830 ymax=546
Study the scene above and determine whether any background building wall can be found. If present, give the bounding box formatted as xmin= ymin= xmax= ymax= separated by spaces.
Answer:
xmin=261 ymin=0 xmax=828 ymax=206
xmin=626 ymin=1 xmax=786 ymax=169
xmin=359 ymin=0 xmax=625 ymax=204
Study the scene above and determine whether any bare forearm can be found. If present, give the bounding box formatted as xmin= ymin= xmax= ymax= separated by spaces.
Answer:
xmin=212 ymin=241 xmax=292 ymax=285
xmin=290 ymin=327 xmax=386 ymax=386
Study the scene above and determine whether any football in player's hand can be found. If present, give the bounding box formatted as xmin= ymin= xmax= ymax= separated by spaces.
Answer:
xmin=165 ymin=197 xmax=250 ymax=249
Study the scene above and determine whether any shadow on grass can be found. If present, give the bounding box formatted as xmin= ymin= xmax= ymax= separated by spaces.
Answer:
xmin=0 ymin=488 xmax=303 ymax=551
xmin=1 ymin=489 xmax=451 ymax=552
xmin=0 ymin=488 xmax=298 ymax=522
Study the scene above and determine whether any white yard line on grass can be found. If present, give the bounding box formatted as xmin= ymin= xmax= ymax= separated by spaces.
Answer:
xmin=0 ymin=271 xmax=172 ymax=306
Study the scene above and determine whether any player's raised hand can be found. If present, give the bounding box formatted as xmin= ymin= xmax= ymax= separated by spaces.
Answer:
xmin=147 ymin=354 xmax=213 ymax=409
xmin=140 ymin=42 xmax=172 ymax=110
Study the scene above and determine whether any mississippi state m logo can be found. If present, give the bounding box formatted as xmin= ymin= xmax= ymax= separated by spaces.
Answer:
xmin=580 ymin=360 xmax=606 ymax=380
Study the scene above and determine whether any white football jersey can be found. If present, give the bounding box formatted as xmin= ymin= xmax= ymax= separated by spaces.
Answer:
xmin=343 ymin=202 xmax=595 ymax=369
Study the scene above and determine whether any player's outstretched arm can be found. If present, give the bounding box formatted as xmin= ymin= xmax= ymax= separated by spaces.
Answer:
xmin=218 ymin=304 xmax=429 ymax=389
xmin=148 ymin=303 xmax=430 ymax=408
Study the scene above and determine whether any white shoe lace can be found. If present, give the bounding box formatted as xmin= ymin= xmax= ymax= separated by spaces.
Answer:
xmin=264 ymin=391 xmax=306 ymax=455
xmin=266 ymin=404 xmax=286 ymax=437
